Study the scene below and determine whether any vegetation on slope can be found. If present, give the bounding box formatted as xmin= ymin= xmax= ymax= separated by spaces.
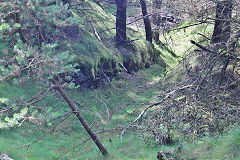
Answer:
xmin=0 ymin=0 xmax=240 ymax=159
xmin=179 ymin=128 xmax=240 ymax=160
xmin=0 ymin=0 xmax=166 ymax=88
xmin=0 ymin=62 xmax=239 ymax=160
xmin=0 ymin=64 xmax=169 ymax=160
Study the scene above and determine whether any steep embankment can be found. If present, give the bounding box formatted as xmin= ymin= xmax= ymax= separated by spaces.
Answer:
xmin=64 ymin=1 xmax=165 ymax=88
xmin=0 ymin=1 xmax=166 ymax=88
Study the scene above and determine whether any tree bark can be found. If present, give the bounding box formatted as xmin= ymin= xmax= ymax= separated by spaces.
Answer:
xmin=210 ymin=0 xmax=233 ymax=85
xmin=94 ymin=0 xmax=104 ymax=9
xmin=211 ymin=0 xmax=233 ymax=44
xmin=140 ymin=0 xmax=152 ymax=43
xmin=52 ymin=79 xmax=108 ymax=156
xmin=115 ymin=0 xmax=127 ymax=46
xmin=152 ymin=0 xmax=163 ymax=44
xmin=219 ymin=30 xmax=240 ymax=86
xmin=15 ymin=13 xmax=27 ymax=44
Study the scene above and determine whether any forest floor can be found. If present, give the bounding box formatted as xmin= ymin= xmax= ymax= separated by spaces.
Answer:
xmin=0 ymin=64 xmax=239 ymax=160
xmin=0 ymin=64 xmax=170 ymax=160
xmin=1 ymin=1 xmax=239 ymax=159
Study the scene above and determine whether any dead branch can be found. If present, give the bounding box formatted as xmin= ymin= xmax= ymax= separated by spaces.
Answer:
xmin=170 ymin=20 xmax=209 ymax=31
xmin=56 ymin=137 xmax=92 ymax=160
xmin=121 ymin=85 xmax=193 ymax=141
xmin=14 ymin=111 xmax=72 ymax=150
xmin=56 ymin=126 xmax=123 ymax=160
xmin=92 ymin=94 xmax=111 ymax=131
xmin=190 ymin=40 xmax=217 ymax=54
xmin=51 ymin=76 xmax=108 ymax=156
xmin=90 ymin=19 xmax=102 ymax=42
xmin=26 ymin=86 xmax=54 ymax=107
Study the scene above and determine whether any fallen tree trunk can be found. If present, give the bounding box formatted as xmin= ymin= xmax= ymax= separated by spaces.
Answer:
xmin=51 ymin=77 xmax=108 ymax=156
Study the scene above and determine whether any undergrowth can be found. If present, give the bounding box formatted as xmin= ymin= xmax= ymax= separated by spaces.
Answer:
xmin=0 ymin=3 xmax=239 ymax=159
xmin=0 ymin=64 xmax=168 ymax=160
xmin=179 ymin=128 xmax=240 ymax=160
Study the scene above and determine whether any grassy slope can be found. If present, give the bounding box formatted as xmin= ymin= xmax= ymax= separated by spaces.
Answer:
xmin=1 ymin=4 xmax=239 ymax=159
xmin=0 ymin=64 xmax=170 ymax=160
xmin=1 ymin=64 xmax=239 ymax=160
xmin=0 ymin=1 xmax=167 ymax=158
xmin=69 ymin=1 xmax=165 ymax=79
xmin=180 ymin=128 xmax=240 ymax=160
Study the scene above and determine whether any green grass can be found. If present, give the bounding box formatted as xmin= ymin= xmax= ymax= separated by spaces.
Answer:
xmin=156 ymin=20 xmax=214 ymax=68
xmin=179 ymin=128 xmax=240 ymax=160
xmin=0 ymin=64 xmax=168 ymax=160
xmin=0 ymin=125 xmax=85 ymax=160
xmin=0 ymin=125 xmax=174 ymax=160
xmin=1 ymin=44 xmax=238 ymax=160
xmin=1 ymin=63 xmax=240 ymax=160
xmin=0 ymin=5 xmax=238 ymax=159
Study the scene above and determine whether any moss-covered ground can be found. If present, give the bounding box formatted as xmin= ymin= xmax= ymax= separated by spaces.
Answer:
xmin=67 ymin=1 xmax=166 ymax=83
xmin=0 ymin=64 xmax=170 ymax=160
xmin=1 ymin=63 xmax=240 ymax=160
xmin=1 ymin=3 xmax=239 ymax=159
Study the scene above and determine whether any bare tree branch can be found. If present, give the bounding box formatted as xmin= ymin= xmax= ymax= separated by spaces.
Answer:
xmin=121 ymin=85 xmax=193 ymax=141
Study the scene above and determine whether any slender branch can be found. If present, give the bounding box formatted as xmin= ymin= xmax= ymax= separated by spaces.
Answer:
xmin=121 ymin=85 xmax=192 ymax=141
xmin=99 ymin=14 xmax=152 ymax=34
xmin=170 ymin=20 xmax=209 ymax=31
xmin=56 ymin=137 xmax=92 ymax=160
xmin=26 ymin=86 xmax=53 ymax=107
xmin=37 ymin=25 xmax=47 ymax=44
xmin=197 ymin=33 xmax=211 ymax=40
xmin=190 ymin=40 xmax=240 ymax=61
xmin=56 ymin=127 xmax=122 ymax=160
xmin=92 ymin=94 xmax=111 ymax=131
xmin=90 ymin=20 xmax=102 ymax=42
xmin=14 ymin=111 xmax=72 ymax=150
xmin=190 ymin=40 xmax=217 ymax=54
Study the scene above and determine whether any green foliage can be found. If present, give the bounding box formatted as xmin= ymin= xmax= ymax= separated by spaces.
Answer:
xmin=0 ymin=23 xmax=10 ymax=32
xmin=0 ymin=0 xmax=81 ymax=83
xmin=0 ymin=0 xmax=165 ymax=85
xmin=0 ymin=97 xmax=28 ymax=129
xmin=1 ymin=108 xmax=28 ymax=128
xmin=0 ymin=40 xmax=77 ymax=83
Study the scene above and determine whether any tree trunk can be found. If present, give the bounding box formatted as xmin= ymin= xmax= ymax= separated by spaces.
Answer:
xmin=115 ymin=0 xmax=127 ymax=46
xmin=15 ymin=13 xmax=27 ymax=44
xmin=151 ymin=0 xmax=177 ymax=57
xmin=211 ymin=0 xmax=233 ymax=85
xmin=52 ymin=79 xmax=108 ymax=156
xmin=94 ymin=0 xmax=104 ymax=9
xmin=152 ymin=0 xmax=163 ymax=44
xmin=140 ymin=0 xmax=152 ymax=43
xmin=219 ymin=30 xmax=240 ymax=86
xmin=211 ymin=0 xmax=233 ymax=44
